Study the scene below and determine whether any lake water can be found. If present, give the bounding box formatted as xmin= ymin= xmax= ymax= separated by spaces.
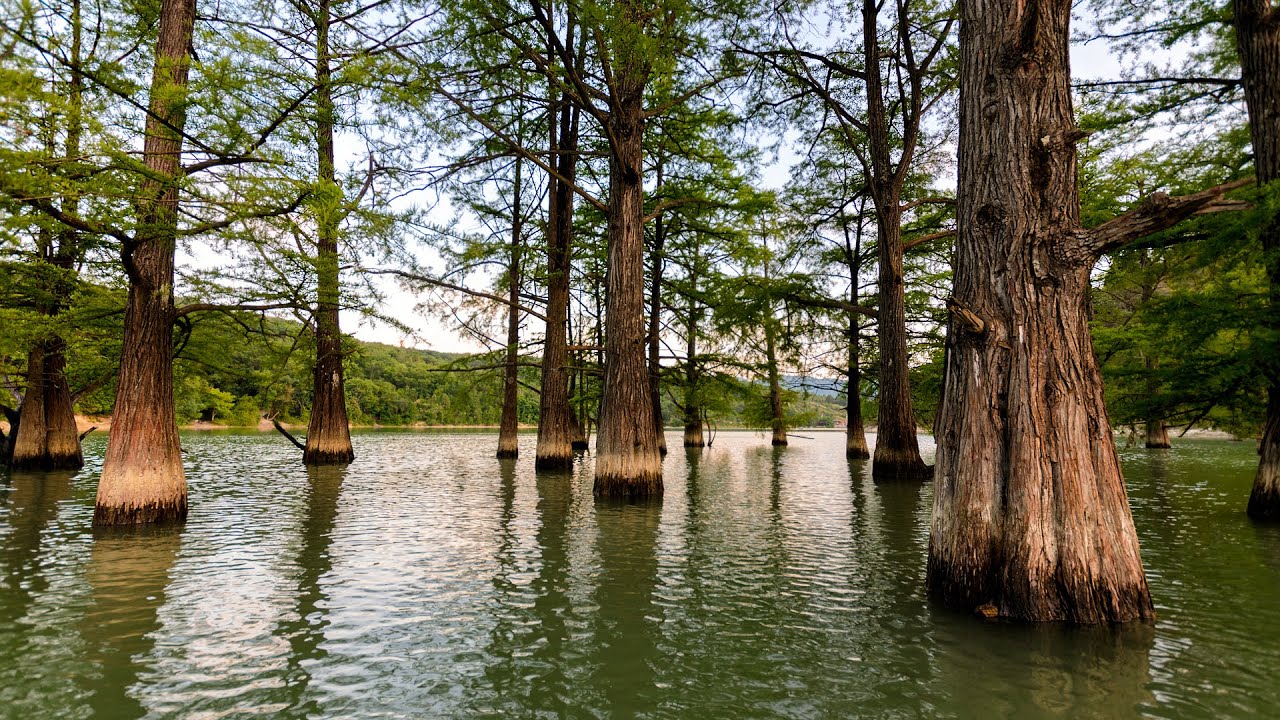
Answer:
xmin=1 ymin=430 xmax=1277 ymax=718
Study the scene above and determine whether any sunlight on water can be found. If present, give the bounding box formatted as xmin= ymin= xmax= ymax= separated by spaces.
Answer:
xmin=1 ymin=430 xmax=1277 ymax=718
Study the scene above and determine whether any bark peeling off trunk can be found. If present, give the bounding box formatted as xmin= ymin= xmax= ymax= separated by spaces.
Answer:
xmin=11 ymin=339 xmax=83 ymax=470
xmin=594 ymin=82 xmax=662 ymax=498
xmin=95 ymin=0 xmax=194 ymax=526
xmin=927 ymin=0 xmax=1154 ymax=623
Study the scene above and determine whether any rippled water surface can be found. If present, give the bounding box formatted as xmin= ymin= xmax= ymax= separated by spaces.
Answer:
xmin=1 ymin=430 xmax=1278 ymax=718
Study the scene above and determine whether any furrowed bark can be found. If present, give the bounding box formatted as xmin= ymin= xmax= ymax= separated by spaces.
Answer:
xmin=536 ymin=21 xmax=578 ymax=471
xmin=1235 ymin=0 xmax=1280 ymax=520
xmin=10 ymin=339 xmax=83 ymax=470
xmin=927 ymin=0 xmax=1153 ymax=622
xmin=594 ymin=45 xmax=661 ymax=498
xmin=304 ymin=0 xmax=354 ymax=466
xmin=498 ymin=155 xmax=525 ymax=459
xmin=95 ymin=0 xmax=195 ymax=525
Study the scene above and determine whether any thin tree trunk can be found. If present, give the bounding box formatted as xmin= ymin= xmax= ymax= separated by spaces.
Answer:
xmin=304 ymin=0 xmax=354 ymax=465
xmin=498 ymin=156 xmax=525 ymax=458
xmin=864 ymin=0 xmax=928 ymax=479
xmin=1236 ymin=0 xmax=1280 ymax=520
xmin=595 ymin=66 xmax=661 ymax=497
xmin=536 ymin=19 xmax=578 ymax=470
xmin=765 ymin=319 xmax=787 ymax=446
xmin=683 ymin=294 xmax=704 ymax=448
xmin=648 ymin=164 xmax=668 ymax=456
xmin=927 ymin=0 xmax=1155 ymax=622
xmin=95 ymin=0 xmax=196 ymax=525
xmin=844 ymin=212 xmax=870 ymax=460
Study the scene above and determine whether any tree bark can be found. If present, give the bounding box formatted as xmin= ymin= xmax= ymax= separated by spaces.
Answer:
xmin=648 ymin=164 xmax=668 ymax=456
xmin=95 ymin=0 xmax=195 ymax=525
xmin=594 ymin=58 xmax=661 ymax=498
xmin=498 ymin=156 xmax=525 ymax=459
xmin=1144 ymin=420 xmax=1171 ymax=450
xmin=864 ymin=0 xmax=929 ymax=479
xmin=926 ymin=0 xmax=1154 ymax=622
xmin=844 ymin=213 xmax=870 ymax=460
xmin=682 ymin=294 xmax=704 ymax=448
xmin=765 ymin=319 xmax=787 ymax=446
xmin=304 ymin=0 xmax=354 ymax=466
xmin=10 ymin=339 xmax=82 ymax=470
xmin=536 ymin=26 xmax=579 ymax=470
xmin=1235 ymin=1 xmax=1280 ymax=520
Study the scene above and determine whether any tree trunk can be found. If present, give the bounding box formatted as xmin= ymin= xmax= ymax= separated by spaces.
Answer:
xmin=1235 ymin=0 xmax=1280 ymax=520
xmin=1144 ymin=420 xmax=1171 ymax=450
xmin=864 ymin=0 xmax=928 ymax=479
xmin=594 ymin=76 xmax=661 ymax=498
xmin=648 ymin=163 xmax=668 ymax=456
xmin=683 ymin=296 xmax=704 ymax=448
xmin=846 ymin=316 xmax=870 ymax=460
xmin=536 ymin=41 xmax=578 ymax=471
xmin=926 ymin=0 xmax=1154 ymax=622
xmin=304 ymin=0 xmax=354 ymax=466
xmin=498 ymin=156 xmax=524 ymax=459
xmin=94 ymin=0 xmax=195 ymax=525
xmin=765 ymin=319 xmax=787 ymax=446
xmin=10 ymin=339 xmax=82 ymax=470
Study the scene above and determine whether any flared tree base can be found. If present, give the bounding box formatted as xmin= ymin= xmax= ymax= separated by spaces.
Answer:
xmin=535 ymin=451 xmax=575 ymax=471
xmin=495 ymin=448 xmax=519 ymax=459
xmin=303 ymin=447 xmax=355 ymax=465
xmin=571 ymin=439 xmax=590 ymax=451
xmin=93 ymin=496 xmax=188 ymax=526
xmin=926 ymin=555 xmax=1155 ymax=624
xmin=1144 ymin=440 xmax=1171 ymax=449
xmin=846 ymin=445 xmax=871 ymax=460
xmin=683 ymin=439 xmax=706 ymax=448
xmin=872 ymin=449 xmax=932 ymax=480
xmin=9 ymin=451 xmax=84 ymax=472
xmin=1248 ymin=483 xmax=1280 ymax=521
xmin=594 ymin=450 xmax=663 ymax=499
xmin=771 ymin=437 xmax=788 ymax=447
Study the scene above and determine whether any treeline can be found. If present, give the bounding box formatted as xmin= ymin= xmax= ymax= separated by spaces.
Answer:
xmin=2 ymin=0 xmax=1278 ymax=624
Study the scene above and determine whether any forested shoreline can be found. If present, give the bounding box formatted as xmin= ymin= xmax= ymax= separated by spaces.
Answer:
xmin=4 ymin=0 xmax=1279 ymax=624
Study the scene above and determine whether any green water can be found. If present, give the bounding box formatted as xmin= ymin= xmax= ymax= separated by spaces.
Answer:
xmin=1 ymin=431 xmax=1277 ymax=718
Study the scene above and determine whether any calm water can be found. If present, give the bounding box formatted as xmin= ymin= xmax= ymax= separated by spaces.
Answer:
xmin=1 ymin=430 xmax=1278 ymax=719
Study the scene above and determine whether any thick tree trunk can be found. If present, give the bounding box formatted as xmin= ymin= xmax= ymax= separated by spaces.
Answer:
xmin=1236 ymin=1 xmax=1280 ymax=520
xmin=1144 ymin=420 xmax=1171 ymax=450
xmin=765 ymin=320 xmax=787 ymax=446
xmin=864 ymin=0 xmax=928 ymax=479
xmin=304 ymin=0 xmax=353 ymax=466
xmin=498 ymin=157 xmax=524 ymax=459
xmin=10 ymin=339 xmax=83 ymax=470
xmin=648 ymin=201 xmax=668 ymax=456
xmin=536 ymin=69 xmax=578 ymax=471
xmin=594 ymin=82 xmax=662 ymax=498
xmin=683 ymin=298 xmax=704 ymax=448
xmin=926 ymin=0 xmax=1154 ymax=622
xmin=94 ymin=0 xmax=195 ymax=525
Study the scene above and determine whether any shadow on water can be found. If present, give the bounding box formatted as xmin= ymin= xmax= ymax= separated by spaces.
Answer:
xmin=589 ymin=494 xmax=662 ymax=719
xmin=277 ymin=464 xmax=346 ymax=716
xmin=81 ymin=523 xmax=183 ymax=720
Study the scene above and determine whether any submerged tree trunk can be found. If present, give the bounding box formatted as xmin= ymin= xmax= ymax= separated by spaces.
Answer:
xmin=683 ymin=296 xmax=704 ymax=448
xmin=94 ymin=0 xmax=195 ymax=525
xmin=765 ymin=320 xmax=787 ymax=446
xmin=1236 ymin=1 xmax=1280 ymax=520
xmin=1144 ymin=420 xmax=1171 ymax=450
xmin=536 ymin=43 xmax=579 ymax=471
xmin=595 ymin=72 xmax=661 ymax=498
xmin=844 ymin=213 xmax=870 ymax=460
xmin=11 ymin=339 xmax=82 ymax=470
xmin=498 ymin=157 xmax=525 ymax=459
xmin=304 ymin=0 xmax=354 ymax=466
xmin=927 ymin=0 xmax=1155 ymax=622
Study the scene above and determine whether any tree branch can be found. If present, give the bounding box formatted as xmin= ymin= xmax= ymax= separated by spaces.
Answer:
xmin=1084 ymin=177 xmax=1254 ymax=257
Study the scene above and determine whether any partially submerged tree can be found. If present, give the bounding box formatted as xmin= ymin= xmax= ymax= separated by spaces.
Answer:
xmin=927 ymin=0 xmax=1249 ymax=622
